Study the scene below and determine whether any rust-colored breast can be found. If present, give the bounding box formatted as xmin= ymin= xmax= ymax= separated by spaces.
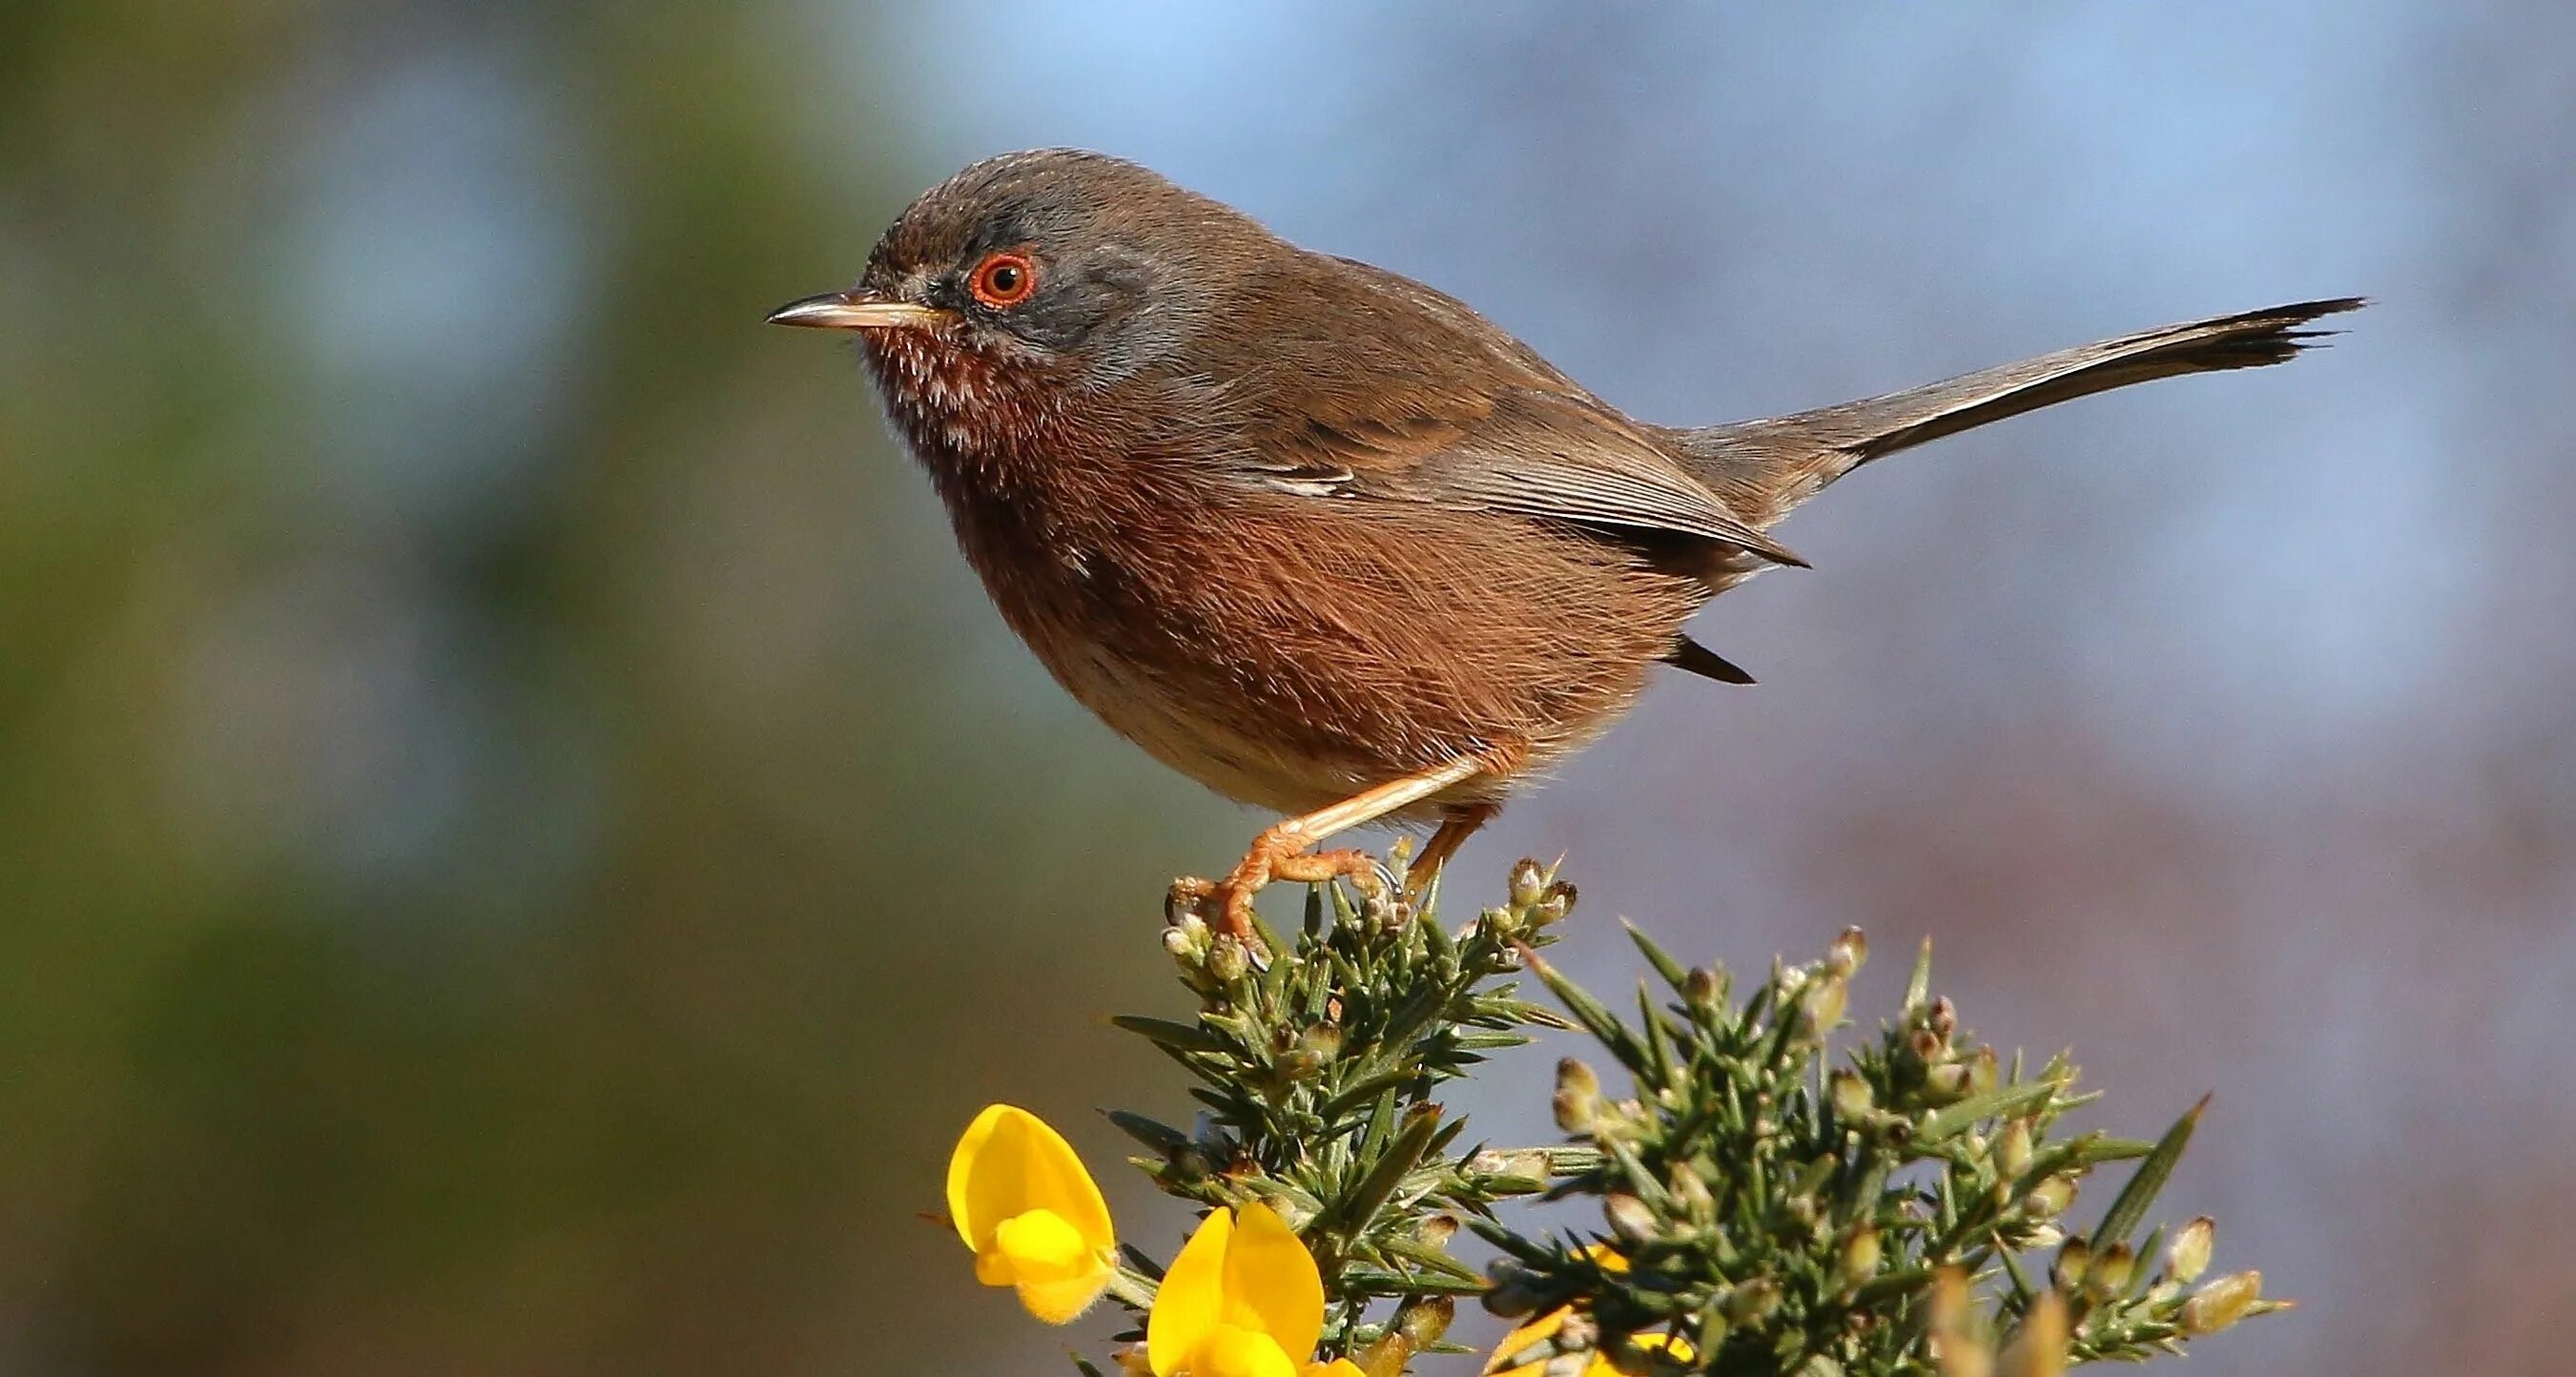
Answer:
xmin=870 ymin=340 xmax=1703 ymax=818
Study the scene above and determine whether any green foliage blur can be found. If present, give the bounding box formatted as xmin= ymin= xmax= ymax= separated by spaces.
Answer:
xmin=0 ymin=6 xmax=1234 ymax=1372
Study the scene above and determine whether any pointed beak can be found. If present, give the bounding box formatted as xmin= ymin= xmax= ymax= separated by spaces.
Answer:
xmin=764 ymin=291 xmax=947 ymax=331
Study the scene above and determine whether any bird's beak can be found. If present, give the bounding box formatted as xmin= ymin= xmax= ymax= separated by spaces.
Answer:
xmin=764 ymin=291 xmax=947 ymax=331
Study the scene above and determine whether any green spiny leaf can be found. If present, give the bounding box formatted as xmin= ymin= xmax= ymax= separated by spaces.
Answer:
xmin=1110 ymin=1014 xmax=1232 ymax=1055
xmin=1104 ymin=1109 xmax=1191 ymax=1155
xmin=1520 ymin=945 xmax=1647 ymax=1073
xmin=1326 ymin=1104 xmax=1443 ymax=1234
xmin=1624 ymin=919 xmax=1689 ymax=991
xmin=2091 ymin=1095 xmax=2206 ymax=1250
xmin=1919 ymin=1079 xmax=2061 ymax=1144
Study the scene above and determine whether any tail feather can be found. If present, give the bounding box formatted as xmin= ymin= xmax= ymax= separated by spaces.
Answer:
xmin=1664 ymin=634 xmax=1757 ymax=686
xmin=1678 ymin=298 xmax=2364 ymax=514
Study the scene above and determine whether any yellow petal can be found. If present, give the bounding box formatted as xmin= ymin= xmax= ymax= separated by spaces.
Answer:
xmin=1633 ymin=1331 xmax=1693 ymax=1364
xmin=1193 ymin=1323 xmax=1298 ymax=1377
xmin=1150 ymin=1207 xmax=1235 ymax=1377
xmin=995 ymin=1210 xmax=1095 ymax=1281
xmin=947 ymin=1105 xmax=1114 ymax=1257
xmin=1579 ymin=1330 xmax=1696 ymax=1376
xmin=976 ymin=1209 xmax=1112 ymax=1324
xmin=1486 ymin=1305 xmax=1572 ymax=1375
xmin=1016 ymin=1266 xmax=1115 ymax=1326
xmin=946 ymin=1104 xmax=1019 ymax=1251
xmin=1583 ymin=1244 xmax=1630 ymax=1275
xmin=1220 ymin=1202 xmax=1325 ymax=1364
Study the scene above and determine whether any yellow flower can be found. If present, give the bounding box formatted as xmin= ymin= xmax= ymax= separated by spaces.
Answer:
xmin=1147 ymin=1202 xmax=1364 ymax=1377
xmin=1485 ymin=1306 xmax=1693 ymax=1377
xmin=947 ymin=1103 xmax=1118 ymax=1324
xmin=1485 ymin=1250 xmax=1694 ymax=1377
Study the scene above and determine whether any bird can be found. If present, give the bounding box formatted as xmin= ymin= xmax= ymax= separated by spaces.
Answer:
xmin=767 ymin=148 xmax=2358 ymax=940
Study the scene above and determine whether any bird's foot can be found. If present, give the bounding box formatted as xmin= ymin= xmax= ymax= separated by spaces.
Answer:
xmin=1170 ymin=821 xmax=1384 ymax=944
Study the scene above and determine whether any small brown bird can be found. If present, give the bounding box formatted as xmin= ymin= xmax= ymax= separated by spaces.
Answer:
xmin=770 ymin=149 xmax=2356 ymax=937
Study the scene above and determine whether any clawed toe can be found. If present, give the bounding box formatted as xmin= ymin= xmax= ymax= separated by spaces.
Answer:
xmin=1172 ymin=757 xmax=1500 ymax=942
xmin=1176 ymin=829 xmax=1382 ymax=941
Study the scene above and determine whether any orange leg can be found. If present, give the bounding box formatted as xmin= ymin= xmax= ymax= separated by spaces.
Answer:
xmin=1404 ymin=803 xmax=1497 ymax=901
xmin=1179 ymin=755 xmax=1491 ymax=940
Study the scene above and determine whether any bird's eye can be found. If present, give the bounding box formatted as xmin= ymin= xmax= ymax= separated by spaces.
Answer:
xmin=968 ymin=252 xmax=1038 ymax=308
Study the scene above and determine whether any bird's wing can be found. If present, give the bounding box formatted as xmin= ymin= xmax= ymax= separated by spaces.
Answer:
xmin=1362 ymin=387 xmax=1808 ymax=568
xmin=1287 ymin=387 xmax=1808 ymax=567
xmin=1204 ymin=257 xmax=1804 ymax=567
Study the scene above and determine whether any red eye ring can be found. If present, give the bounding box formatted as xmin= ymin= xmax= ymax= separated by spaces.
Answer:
xmin=969 ymin=252 xmax=1038 ymax=308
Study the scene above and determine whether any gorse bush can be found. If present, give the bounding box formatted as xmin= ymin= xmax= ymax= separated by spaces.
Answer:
xmin=942 ymin=854 xmax=2285 ymax=1376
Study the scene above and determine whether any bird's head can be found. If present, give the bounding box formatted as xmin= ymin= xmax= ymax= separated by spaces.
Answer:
xmin=769 ymin=149 xmax=1253 ymax=453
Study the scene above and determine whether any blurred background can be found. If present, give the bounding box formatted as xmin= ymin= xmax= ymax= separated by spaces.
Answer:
xmin=4 ymin=3 xmax=2571 ymax=1373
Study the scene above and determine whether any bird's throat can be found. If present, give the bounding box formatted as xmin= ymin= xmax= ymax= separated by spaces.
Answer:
xmin=862 ymin=332 xmax=1069 ymax=473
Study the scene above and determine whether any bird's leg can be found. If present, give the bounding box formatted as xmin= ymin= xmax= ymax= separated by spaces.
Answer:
xmin=1177 ymin=755 xmax=1491 ymax=941
xmin=1403 ymin=803 xmax=1497 ymax=902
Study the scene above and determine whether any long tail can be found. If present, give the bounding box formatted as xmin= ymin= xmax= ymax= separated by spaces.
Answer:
xmin=1676 ymin=298 xmax=2364 ymax=518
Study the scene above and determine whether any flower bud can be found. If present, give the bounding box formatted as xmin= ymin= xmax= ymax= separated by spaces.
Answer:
xmin=1509 ymin=857 xmax=1548 ymax=909
xmin=1999 ymin=1290 xmax=2068 ymax=1377
xmin=2179 ymin=1270 xmax=2262 ymax=1335
xmin=1533 ymin=880 xmax=1576 ymax=927
xmin=1415 ymin=1213 xmax=1459 ymax=1248
xmin=1840 ymin=1224 xmax=1882 ymax=1287
xmin=1829 ymin=1068 xmax=1874 ymax=1123
xmin=2023 ymin=1175 xmax=2077 ymax=1220
xmin=1997 ymin=1119 xmax=2034 ymax=1180
xmin=1923 ymin=1061 xmax=1972 ymax=1101
xmin=1783 ymin=1193 xmax=1819 ymax=1232
xmin=2092 ymin=1243 xmax=2136 ymax=1298
xmin=1162 ymin=913 xmax=1209 ymax=964
xmin=1800 ymin=976 xmax=1848 ymax=1038
xmin=1553 ymin=1058 xmax=1602 ymax=1134
xmin=1397 ymin=1295 xmax=1454 ymax=1346
xmin=1684 ymin=966 xmax=1722 ymax=1012
xmin=1605 ymin=1192 xmax=1659 ymax=1243
xmin=1722 ymin=1276 xmax=1782 ymax=1325
xmin=2051 ymin=1237 xmax=2090 ymax=1291
xmin=1206 ymin=935 xmax=1250 ymax=983
xmin=1927 ymin=996 xmax=1958 ymax=1042
xmin=1827 ymin=926 xmax=1869 ymax=977
xmin=1351 ymin=1333 xmax=1411 ymax=1377
xmin=1670 ymin=1161 xmax=1715 ymax=1222
xmin=1928 ymin=1268 xmax=1985 ymax=1377
xmin=1907 ymin=1027 xmax=1946 ymax=1063
xmin=2164 ymin=1216 xmax=2215 ymax=1285
xmin=1473 ymin=1146 xmax=1553 ymax=1189
xmin=1299 ymin=1021 xmax=1345 ymax=1062
xmin=1967 ymin=1045 xmax=1999 ymax=1097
